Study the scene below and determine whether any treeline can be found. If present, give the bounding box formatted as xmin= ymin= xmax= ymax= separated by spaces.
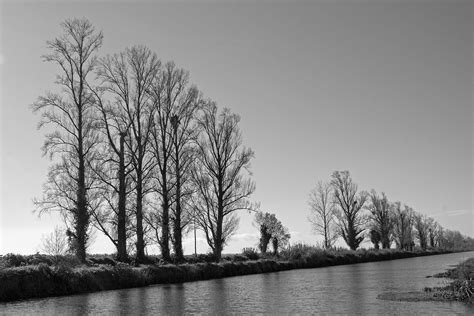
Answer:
xmin=32 ymin=18 xmax=471 ymax=265
xmin=308 ymin=171 xmax=474 ymax=251
xmin=32 ymin=18 xmax=256 ymax=263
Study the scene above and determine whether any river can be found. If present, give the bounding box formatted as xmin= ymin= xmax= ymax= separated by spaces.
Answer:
xmin=1 ymin=251 xmax=473 ymax=315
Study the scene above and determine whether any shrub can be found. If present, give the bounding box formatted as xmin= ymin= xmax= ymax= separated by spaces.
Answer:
xmin=242 ymin=248 xmax=260 ymax=260
xmin=40 ymin=226 xmax=69 ymax=256
xmin=191 ymin=253 xmax=217 ymax=263
xmin=280 ymin=243 xmax=325 ymax=261
xmin=231 ymin=254 xmax=249 ymax=262
xmin=1 ymin=254 xmax=27 ymax=267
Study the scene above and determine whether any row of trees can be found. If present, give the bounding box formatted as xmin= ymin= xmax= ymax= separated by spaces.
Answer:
xmin=33 ymin=18 xmax=256 ymax=263
xmin=309 ymin=171 xmax=473 ymax=251
xmin=33 ymin=18 xmax=471 ymax=263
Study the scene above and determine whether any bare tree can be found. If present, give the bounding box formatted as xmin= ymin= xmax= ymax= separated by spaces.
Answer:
xmin=41 ymin=226 xmax=68 ymax=256
xmin=392 ymin=202 xmax=415 ymax=250
xmin=330 ymin=171 xmax=368 ymax=250
xmin=435 ymin=225 xmax=445 ymax=248
xmin=192 ymin=102 xmax=256 ymax=261
xmin=442 ymin=229 xmax=465 ymax=250
xmin=367 ymin=190 xmax=393 ymax=249
xmin=414 ymin=212 xmax=430 ymax=250
xmin=148 ymin=62 xmax=200 ymax=261
xmin=308 ymin=181 xmax=338 ymax=249
xmin=169 ymin=85 xmax=201 ymax=262
xmin=428 ymin=219 xmax=441 ymax=248
xmin=88 ymin=74 xmax=134 ymax=262
xmin=93 ymin=46 xmax=160 ymax=262
xmin=32 ymin=18 xmax=103 ymax=262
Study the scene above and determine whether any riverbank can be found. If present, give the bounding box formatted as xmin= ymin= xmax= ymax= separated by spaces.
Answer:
xmin=378 ymin=257 xmax=474 ymax=304
xmin=0 ymin=248 xmax=459 ymax=302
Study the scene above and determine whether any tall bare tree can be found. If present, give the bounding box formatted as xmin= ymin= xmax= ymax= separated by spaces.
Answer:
xmin=308 ymin=181 xmax=338 ymax=249
xmin=428 ymin=219 xmax=441 ymax=248
xmin=168 ymin=85 xmax=201 ymax=261
xmin=414 ymin=212 xmax=430 ymax=250
xmin=367 ymin=190 xmax=393 ymax=249
xmin=148 ymin=62 xmax=200 ymax=261
xmin=330 ymin=171 xmax=368 ymax=250
xmin=88 ymin=77 xmax=135 ymax=262
xmin=392 ymin=202 xmax=415 ymax=250
xmin=32 ymin=18 xmax=103 ymax=262
xmin=192 ymin=103 xmax=256 ymax=261
xmin=93 ymin=46 xmax=160 ymax=262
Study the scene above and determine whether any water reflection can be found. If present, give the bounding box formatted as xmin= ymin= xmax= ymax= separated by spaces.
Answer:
xmin=347 ymin=264 xmax=366 ymax=315
xmin=162 ymin=284 xmax=185 ymax=314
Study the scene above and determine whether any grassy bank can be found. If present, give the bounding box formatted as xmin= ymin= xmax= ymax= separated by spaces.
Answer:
xmin=426 ymin=257 xmax=474 ymax=303
xmin=378 ymin=257 xmax=474 ymax=304
xmin=0 ymin=248 xmax=458 ymax=303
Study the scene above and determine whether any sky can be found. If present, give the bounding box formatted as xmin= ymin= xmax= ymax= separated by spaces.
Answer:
xmin=0 ymin=0 xmax=472 ymax=255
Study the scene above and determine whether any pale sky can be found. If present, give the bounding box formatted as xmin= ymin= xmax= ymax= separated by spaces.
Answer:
xmin=0 ymin=0 xmax=472 ymax=255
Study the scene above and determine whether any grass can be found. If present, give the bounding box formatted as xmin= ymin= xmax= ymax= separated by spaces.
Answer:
xmin=278 ymin=243 xmax=452 ymax=268
xmin=379 ymin=257 xmax=474 ymax=304
xmin=426 ymin=258 xmax=474 ymax=303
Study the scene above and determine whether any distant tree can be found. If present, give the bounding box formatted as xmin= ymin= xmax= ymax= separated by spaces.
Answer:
xmin=442 ymin=229 xmax=465 ymax=250
xmin=191 ymin=102 xmax=256 ymax=261
xmin=41 ymin=226 xmax=68 ymax=256
xmin=392 ymin=203 xmax=415 ymax=250
xmin=414 ymin=213 xmax=430 ymax=250
xmin=436 ymin=225 xmax=445 ymax=248
xmin=270 ymin=220 xmax=291 ymax=255
xmin=428 ymin=220 xmax=441 ymax=248
xmin=93 ymin=46 xmax=160 ymax=262
xmin=254 ymin=212 xmax=276 ymax=253
xmin=369 ymin=229 xmax=381 ymax=250
xmin=308 ymin=181 xmax=338 ymax=249
xmin=254 ymin=212 xmax=290 ymax=254
xmin=331 ymin=171 xmax=368 ymax=250
xmin=32 ymin=18 xmax=103 ymax=262
xmin=367 ymin=190 xmax=393 ymax=249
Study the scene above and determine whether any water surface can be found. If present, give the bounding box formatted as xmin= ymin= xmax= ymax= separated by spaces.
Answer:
xmin=1 ymin=251 xmax=473 ymax=315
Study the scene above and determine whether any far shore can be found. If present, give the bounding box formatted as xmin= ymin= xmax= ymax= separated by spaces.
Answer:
xmin=0 ymin=248 xmax=463 ymax=303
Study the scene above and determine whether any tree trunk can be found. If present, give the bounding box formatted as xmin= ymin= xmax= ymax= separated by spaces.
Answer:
xmin=117 ymin=133 xmax=127 ymax=262
xmin=135 ymin=173 xmax=145 ymax=262
xmin=214 ymin=210 xmax=223 ymax=262
xmin=172 ymin=199 xmax=183 ymax=261
xmin=324 ymin=228 xmax=329 ymax=249
xmin=76 ymin=113 xmax=88 ymax=263
xmin=160 ymin=168 xmax=171 ymax=262
xmin=272 ymin=238 xmax=279 ymax=255
xmin=259 ymin=225 xmax=271 ymax=253
xmin=172 ymin=173 xmax=183 ymax=261
xmin=347 ymin=220 xmax=357 ymax=251
xmin=172 ymin=139 xmax=184 ymax=262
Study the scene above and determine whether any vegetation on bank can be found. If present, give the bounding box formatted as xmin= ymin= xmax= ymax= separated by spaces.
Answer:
xmin=425 ymin=257 xmax=474 ymax=303
xmin=378 ymin=257 xmax=474 ymax=304
xmin=0 ymin=246 xmax=461 ymax=303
